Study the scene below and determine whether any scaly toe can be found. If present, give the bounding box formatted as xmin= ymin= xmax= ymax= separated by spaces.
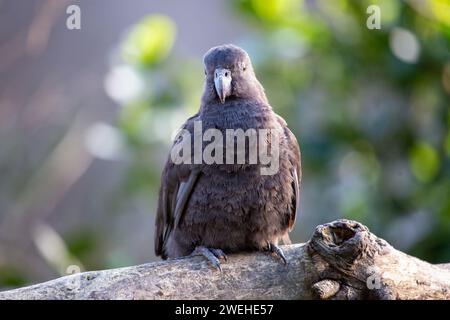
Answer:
xmin=265 ymin=243 xmax=287 ymax=265
xmin=210 ymin=248 xmax=228 ymax=261
xmin=192 ymin=246 xmax=224 ymax=271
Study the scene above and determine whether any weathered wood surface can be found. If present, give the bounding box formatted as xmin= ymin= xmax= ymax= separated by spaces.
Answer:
xmin=1 ymin=219 xmax=449 ymax=300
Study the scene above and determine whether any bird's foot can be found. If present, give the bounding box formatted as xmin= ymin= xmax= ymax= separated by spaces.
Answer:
xmin=265 ymin=242 xmax=287 ymax=265
xmin=191 ymin=246 xmax=227 ymax=271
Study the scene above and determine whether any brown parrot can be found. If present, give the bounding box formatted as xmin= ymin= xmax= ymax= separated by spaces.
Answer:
xmin=155 ymin=44 xmax=301 ymax=270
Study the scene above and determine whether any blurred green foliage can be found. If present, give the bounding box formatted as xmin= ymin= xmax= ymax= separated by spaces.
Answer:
xmin=121 ymin=15 xmax=176 ymax=66
xmin=0 ymin=266 xmax=28 ymax=288
xmin=410 ymin=142 xmax=440 ymax=182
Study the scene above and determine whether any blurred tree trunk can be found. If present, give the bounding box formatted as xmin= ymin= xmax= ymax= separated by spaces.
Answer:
xmin=0 ymin=219 xmax=449 ymax=300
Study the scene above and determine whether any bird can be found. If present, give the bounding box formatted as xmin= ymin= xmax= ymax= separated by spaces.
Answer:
xmin=154 ymin=44 xmax=301 ymax=270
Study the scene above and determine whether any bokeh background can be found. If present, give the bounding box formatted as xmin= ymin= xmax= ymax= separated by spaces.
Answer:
xmin=0 ymin=0 xmax=449 ymax=289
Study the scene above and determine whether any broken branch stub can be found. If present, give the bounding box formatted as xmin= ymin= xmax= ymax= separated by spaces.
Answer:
xmin=307 ymin=219 xmax=450 ymax=300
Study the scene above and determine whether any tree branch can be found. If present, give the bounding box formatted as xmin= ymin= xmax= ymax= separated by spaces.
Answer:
xmin=1 ymin=219 xmax=449 ymax=300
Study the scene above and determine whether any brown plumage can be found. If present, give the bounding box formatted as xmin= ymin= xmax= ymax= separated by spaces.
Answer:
xmin=155 ymin=44 xmax=301 ymax=269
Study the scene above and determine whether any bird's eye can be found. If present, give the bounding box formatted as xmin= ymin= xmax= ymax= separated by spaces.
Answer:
xmin=242 ymin=65 xmax=247 ymax=71
xmin=204 ymin=69 xmax=207 ymax=76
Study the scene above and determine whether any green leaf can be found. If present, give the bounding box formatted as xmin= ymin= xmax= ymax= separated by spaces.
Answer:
xmin=409 ymin=142 xmax=440 ymax=182
xmin=122 ymin=15 xmax=176 ymax=67
xmin=430 ymin=0 xmax=450 ymax=27
xmin=250 ymin=0 xmax=301 ymax=22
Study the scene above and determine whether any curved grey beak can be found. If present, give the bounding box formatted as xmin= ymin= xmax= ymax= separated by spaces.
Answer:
xmin=214 ymin=68 xmax=232 ymax=103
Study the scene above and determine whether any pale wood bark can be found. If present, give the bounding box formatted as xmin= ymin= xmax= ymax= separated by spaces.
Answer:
xmin=0 ymin=219 xmax=449 ymax=300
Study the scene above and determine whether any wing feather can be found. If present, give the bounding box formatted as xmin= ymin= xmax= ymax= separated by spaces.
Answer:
xmin=276 ymin=114 xmax=301 ymax=232
xmin=154 ymin=115 xmax=200 ymax=258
